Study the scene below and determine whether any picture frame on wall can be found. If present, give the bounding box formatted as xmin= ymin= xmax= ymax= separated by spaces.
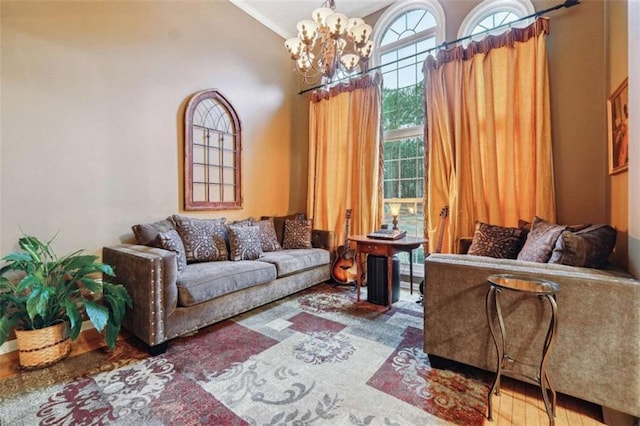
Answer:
xmin=607 ymin=77 xmax=629 ymax=175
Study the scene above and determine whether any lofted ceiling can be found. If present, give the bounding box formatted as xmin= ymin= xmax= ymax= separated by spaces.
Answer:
xmin=229 ymin=0 xmax=395 ymax=39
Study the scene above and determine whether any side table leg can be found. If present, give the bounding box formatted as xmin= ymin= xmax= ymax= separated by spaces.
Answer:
xmin=356 ymin=251 xmax=361 ymax=302
xmin=409 ymin=253 xmax=414 ymax=294
xmin=486 ymin=286 xmax=503 ymax=421
xmin=540 ymin=294 xmax=559 ymax=424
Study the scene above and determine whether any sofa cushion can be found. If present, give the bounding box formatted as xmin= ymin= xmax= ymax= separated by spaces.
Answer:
xmin=176 ymin=260 xmax=276 ymax=307
xmin=153 ymin=229 xmax=187 ymax=273
xmin=254 ymin=218 xmax=281 ymax=252
xmin=173 ymin=215 xmax=228 ymax=263
xmin=132 ymin=217 xmax=175 ymax=246
xmin=517 ymin=217 xmax=567 ymax=263
xmin=227 ymin=224 xmax=263 ymax=261
xmin=258 ymin=248 xmax=329 ymax=277
xmin=282 ymin=219 xmax=313 ymax=249
xmin=467 ymin=222 xmax=524 ymax=259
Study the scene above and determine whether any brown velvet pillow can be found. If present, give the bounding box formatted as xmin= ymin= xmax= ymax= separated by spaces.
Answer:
xmin=517 ymin=217 xmax=567 ymax=263
xmin=467 ymin=222 xmax=524 ymax=259
xmin=282 ymin=219 xmax=313 ymax=249
xmin=172 ymin=215 xmax=228 ymax=263
xmin=153 ymin=229 xmax=187 ymax=273
xmin=132 ymin=217 xmax=175 ymax=246
xmin=576 ymin=224 xmax=617 ymax=268
xmin=548 ymin=230 xmax=588 ymax=267
xmin=254 ymin=218 xmax=281 ymax=252
xmin=227 ymin=225 xmax=263 ymax=261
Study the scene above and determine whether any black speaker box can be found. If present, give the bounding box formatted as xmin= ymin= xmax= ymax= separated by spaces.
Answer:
xmin=367 ymin=255 xmax=400 ymax=305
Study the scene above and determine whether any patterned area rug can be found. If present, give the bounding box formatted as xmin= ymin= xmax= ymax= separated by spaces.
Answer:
xmin=0 ymin=283 xmax=489 ymax=425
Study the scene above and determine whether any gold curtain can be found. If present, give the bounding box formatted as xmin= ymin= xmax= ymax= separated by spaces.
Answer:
xmin=423 ymin=18 xmax=555 ymax=253
xmin=307 ymin=73 xmax=383 ymax=246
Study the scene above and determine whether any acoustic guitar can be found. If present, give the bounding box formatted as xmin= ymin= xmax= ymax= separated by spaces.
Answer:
xmin=331 ymin=209 xmax=357 ymax=285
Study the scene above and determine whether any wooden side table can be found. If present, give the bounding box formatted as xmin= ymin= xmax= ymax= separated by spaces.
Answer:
xmin=486 ymin=274 xmax=561 ymax=425
xmin=349 ymin=235 xmax=427 ymax=307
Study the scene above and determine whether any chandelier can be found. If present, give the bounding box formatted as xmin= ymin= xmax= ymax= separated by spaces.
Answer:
xmin=284 ymin=0 xmax=374 ymax=85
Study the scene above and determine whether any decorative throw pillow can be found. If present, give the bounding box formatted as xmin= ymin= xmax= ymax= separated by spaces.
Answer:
xmin=153 ymin=229 xmax=187 ymax=273
xmin=172 ymin=215 xmax=228 ymax=263
xmin=132 ymin=217 xmax=175 ymax=246
xmin=517 ymin=217 xmax=567 ymax=263
xmin=254 ymin=218 xmax=281 ymax=252
xmin=227 ymin=225 xmax=263 ymax=261
xmin=548 ymin=230 xmax=588 ymax=267
xmin=467 ymin=222 xmax=524 ymax=259
xmin=282 ymin=218 xmax=313 ymax=249
xmin=576 ymin=224 xmax=617 ymax=268
xmin=262 ymin=213 xmax=306 ymax=246
xmin=229 ymin=217 xmax=254 ymax=227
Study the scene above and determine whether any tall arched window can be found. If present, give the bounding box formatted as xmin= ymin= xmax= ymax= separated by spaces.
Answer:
xmin=458 ymin=0 xmax=535 ymax=41
xmin=373 ymin=0 xmax=444 ymax=268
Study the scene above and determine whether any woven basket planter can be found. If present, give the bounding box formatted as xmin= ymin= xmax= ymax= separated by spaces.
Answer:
xmin=15 ymin=322 xmax=71 ymax=370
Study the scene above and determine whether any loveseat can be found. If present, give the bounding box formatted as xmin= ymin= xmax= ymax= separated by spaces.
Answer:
xmin=423 ymin=218 xmax=640 ymax=420
xmin=103 ymin=214 xmax=333 ymax=354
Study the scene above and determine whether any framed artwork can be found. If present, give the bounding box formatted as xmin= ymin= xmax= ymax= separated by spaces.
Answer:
xmin=607 ymin=77 xmax=629 ymax=175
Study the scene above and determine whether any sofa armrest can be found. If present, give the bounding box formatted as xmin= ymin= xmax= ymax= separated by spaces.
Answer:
xmin=102 ymin=244 xmax=178 ymax=347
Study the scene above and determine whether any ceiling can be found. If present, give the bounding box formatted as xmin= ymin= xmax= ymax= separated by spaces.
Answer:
xmin=229 ymin=0 xmax=396 ymax=40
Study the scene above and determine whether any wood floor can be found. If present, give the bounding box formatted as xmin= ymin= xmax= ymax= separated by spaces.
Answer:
xmin=0 ymin=328 xmax=605 ymax=426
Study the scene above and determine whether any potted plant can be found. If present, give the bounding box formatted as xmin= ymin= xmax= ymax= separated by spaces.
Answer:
xmin=0 ymin=234 xmax=132 ymax=369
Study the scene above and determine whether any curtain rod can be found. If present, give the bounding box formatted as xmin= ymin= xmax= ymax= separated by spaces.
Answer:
xmin=298 ymin=0 xmax=580 ymax=95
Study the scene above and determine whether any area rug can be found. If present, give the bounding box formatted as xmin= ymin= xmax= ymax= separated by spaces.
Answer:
xmin=0 ymin=283 xmax=490 ymax=425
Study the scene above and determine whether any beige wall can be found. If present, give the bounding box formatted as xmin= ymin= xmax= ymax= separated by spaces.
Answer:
xmin=0 ymin=1 xmax=306 ymax=256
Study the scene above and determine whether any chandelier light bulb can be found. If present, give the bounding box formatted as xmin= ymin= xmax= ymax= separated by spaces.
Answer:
xmin=341 ymin=54 xmax=360 ymax=71
xmin=285 ymin=38 xmax=304 ymax=59
xmin=284 ymin=1 xmax=374 ymax=85
xmin=347 ymin=18 xmax=365 ymax=31
xmin=326 ymin=13 xmax=348 ymax=37
xmin=358 ymin=40 xmax=374 ymax=59
xmin=312 ymin=7 xmax=333 ymax=26
xmin=297 ymin=20 xmax=319 ymax=45
xmin=349 ymin=23 xmax=372 ymax=45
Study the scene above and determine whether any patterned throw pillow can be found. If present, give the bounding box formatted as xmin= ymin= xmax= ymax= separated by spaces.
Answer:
xmin=172 ymin=215 xmax=228 ymax=263
xmin=282 ymin=219 xmax=313 ymax=249
xmin=261 ymin=213 xmax=306 ymax=246
xmin=517 ymin=217 xmax=567 ymax=263
xmin=132 ymin=217 xmax=175 ymax=246
xmin=254 ymin=218 xmax=282 ymax=252
xmin=227 ymin=225 xmax=263 ymax=261
xmin=467 ymin=222 xmax=524 ymax=259
xmin=153 ymin=229 xmax=187 ymax=273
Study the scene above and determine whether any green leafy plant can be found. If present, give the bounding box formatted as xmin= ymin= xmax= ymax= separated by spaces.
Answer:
xmin=0 ymin=234 xmax=132 ymax=349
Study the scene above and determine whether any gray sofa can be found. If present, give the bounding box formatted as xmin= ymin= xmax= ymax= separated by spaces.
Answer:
xmin=103 ymin=227 xmax=333 ymax=355
xmin=423 ymin=253 xmax=640 ymax=420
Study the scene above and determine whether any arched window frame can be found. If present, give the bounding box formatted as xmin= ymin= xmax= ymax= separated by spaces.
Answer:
xmin=458 ymin=0 xmax=535 ymax=40
xmin=184 ymin=89 xmax=242 ymax=211
xmin=371 ymin=0 xmax=446 ymax=69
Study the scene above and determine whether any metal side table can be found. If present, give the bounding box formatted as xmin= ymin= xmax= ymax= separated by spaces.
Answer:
xmin=486 ymin=274 xmax=561 ymax=425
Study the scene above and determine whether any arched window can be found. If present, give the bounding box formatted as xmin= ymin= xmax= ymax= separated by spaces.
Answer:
xmin=458 ymin=0 xmax=535 ymax=41
xmin=184 ymin=89 xmax=242 ymax=210
xmin=372 ymin=0 xmax=444 ymax=267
